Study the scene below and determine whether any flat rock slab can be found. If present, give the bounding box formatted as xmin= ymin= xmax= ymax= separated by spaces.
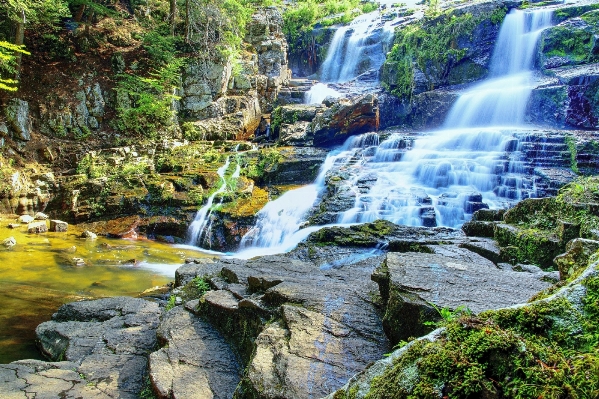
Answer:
xmin=37 ymin=297 xmax=160 ymax=361
xmin=0 ymin=357 xmax=143 ymax=399
xmin=149 ymin=306 xmax=241 ymax=399
xmin=375 ymin=251 xmax=552 ymax=343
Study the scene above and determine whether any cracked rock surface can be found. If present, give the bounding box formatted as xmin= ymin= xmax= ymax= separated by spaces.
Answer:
xmin=2 ymin=297 xmax=161 ymax=399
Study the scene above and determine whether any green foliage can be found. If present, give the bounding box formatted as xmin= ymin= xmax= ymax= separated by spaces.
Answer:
xmin=165 ymin=294 xmax=176 ymax=311
xmin=382 ymin=6 xmax=507 ymax=99
xmin=0 ymin=41 xmax=30 ymax=91
xmin=283 ymin=0 xmax=376 ymax=42
xmin=139 ymin=376 xmax=157 ymax=399
xmin=383 ymin=12 xmax=476 ymax=98
xmin=191 ymin=276 xmax=211 ymax=297
xmin=142 ymin=29 xmax=178 ymax=67
xmin=2 ymin=0 xmax=70 ymax=26
xmin=565 ymin=135 xmax=580 ymax=174
xmin=114 ymin=58 xmax=183 ymax=138
xmin=367 ymin=280 xmax=599 ymax=399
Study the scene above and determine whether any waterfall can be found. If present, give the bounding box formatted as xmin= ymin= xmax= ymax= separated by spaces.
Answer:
xmin=236 ymin=134 xmax=379 ymax=257
xmin=236 ymin=8 xmax=553 ymax=255
xmin=186 ymin=157 xmax=231 ymax=246
xmin=305 ymin=83 xmax=342 ymax=105
xmin=444 ymin=9 xmax=553 ymax=127
xmin=305 ymin=8 xmax=396 ymax=104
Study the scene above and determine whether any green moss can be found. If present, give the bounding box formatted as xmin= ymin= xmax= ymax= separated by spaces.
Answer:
xmin=366 ymin=276 xmax=599 ymax=399
xmin=541 ymin=26 xmax=594 ymax=64
xmin=554 ymin=4 xmax=599 ymax=23
xmin=565 ymin=135 xmax=580 ymax=174
xmin=382 ymin=6 xmax=506 ymax=99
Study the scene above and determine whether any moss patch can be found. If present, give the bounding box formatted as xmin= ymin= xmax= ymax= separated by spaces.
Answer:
xmin=365 ymin=266 xmax=599 ymax=399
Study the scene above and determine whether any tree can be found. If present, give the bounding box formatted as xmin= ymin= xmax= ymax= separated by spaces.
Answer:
xmin=0 ymin=0 xmax=70 ymax=88
xmin=0 ymin=41 xmax=30 ymax=91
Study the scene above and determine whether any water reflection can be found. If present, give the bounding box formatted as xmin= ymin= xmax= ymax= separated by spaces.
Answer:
xmin=0 ymin=220 xmax=213 ymax=363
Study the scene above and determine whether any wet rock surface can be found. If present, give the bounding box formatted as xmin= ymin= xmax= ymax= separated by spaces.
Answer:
xmin=177 ymin=251 xmax=390 ymax=398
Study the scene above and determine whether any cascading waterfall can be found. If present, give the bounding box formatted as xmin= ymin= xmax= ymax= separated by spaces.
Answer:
xmin=238 ymin=8 xmax=554 ymax=255
xmin=305 ymin=6 xmax=396 ymax=104
xmin=186 ymin=157 xmax=231 ymax=246
xmin=236 ymin=134 xmax=379 ymax=258
xmin=444 ymin=9 xmax=553 ymax=127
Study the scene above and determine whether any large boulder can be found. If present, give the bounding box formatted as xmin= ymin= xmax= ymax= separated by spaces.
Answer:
xmin=5 ymin=98 xmax=30 ymax=141
xmin=328 ymin=254 xmax=599 ymax=398
xmin=176 ymin=251 xmax=389 ymax=398
xmin=373 ymin=250 xmax=552 ymax=344
xmin=0 ymin=297 xmax=162 ymax=398
xmin=312 ymin=94 xmax=379 ymax=147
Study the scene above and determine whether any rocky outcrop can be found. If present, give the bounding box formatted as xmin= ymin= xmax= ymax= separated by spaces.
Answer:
xmin=39 ymin=80 xmax=106 ymax=140
xmin=0 ymin=297 xmax=162 ymax=398
xmin=175 ymin=250 xmax=390 ymax=398
xmin=5 ymin=98 xmax=31 ymax=141
xmin=149 ymin=305 xmax=241 ymax=399
xmin=373 ymin=250 xmax=551 ymax=344
xmin=381 ymin=1 xmax=508 ymax=99
xmin=329 ymin=251 xmax=599 ymax=399
xmin=274 ymin=94 xmax=379 ymax=147
xmin=181 ymin=7 xmax=291 ymax=140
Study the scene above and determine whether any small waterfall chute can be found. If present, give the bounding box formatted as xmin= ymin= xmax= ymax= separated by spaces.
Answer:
xmin=186 ymin=157 xmax=231 ymax=246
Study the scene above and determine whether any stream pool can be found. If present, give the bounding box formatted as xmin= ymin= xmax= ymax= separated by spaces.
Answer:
xmin=0 ymin=217 xmax=213 ymax=364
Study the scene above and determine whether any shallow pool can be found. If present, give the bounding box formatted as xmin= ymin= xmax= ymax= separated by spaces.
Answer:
xmin=0 ymin=217 xmax=213 ymax=363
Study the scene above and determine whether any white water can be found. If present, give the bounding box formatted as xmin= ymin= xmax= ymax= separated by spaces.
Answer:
xmin=444 ymin=9 xmax=553 ymax=127
xmin=236 ymin=134 xmax=378 ymax=256
xmin=305 ymin=83 xmax=342 ymax=105
xmin=186 ymin=157 xmax=231 ymax=246
xmin=236 ymin=8 xmax=554 ymax=255
xmin=320 ymin=10 xmax=395 ymax=83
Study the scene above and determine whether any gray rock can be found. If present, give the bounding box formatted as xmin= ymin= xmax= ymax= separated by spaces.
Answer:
xmin=18 ymin=214 xmax=34 ymax=224
xmin=554 ymin=238 xmax=599 ymax=280
xmin=374 ymin=251 xmax=552 ymax=343
xmin=36 ymin=297 xmax=160 ymax=362
xmin=185 ymin=251 xmax=389 ymax=398
xmin=5 ymin=98 xmax=30 ymax=141
xmin=28 ymin=221 xmax=48 ymax=233
xmin=34 ymin=212 xmax=49 ymax=220
xmin=0 ymin=298 xmax=161 ymax=398
xmin=149 ymin=306 xmax=241 ymax=399
xmin=82 ymin=230 xmax=97 ymax=239
xmin=2 ymin=236 xmax=16 ymax=247
xmin=459 ymin=238 xmax=502 ymax=264
xmin=49 ymin=220 xmax=68 ymax=232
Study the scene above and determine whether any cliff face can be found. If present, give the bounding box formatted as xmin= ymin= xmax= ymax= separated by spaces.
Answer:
xmin=0 ymin=6 xmax=291 ymax=217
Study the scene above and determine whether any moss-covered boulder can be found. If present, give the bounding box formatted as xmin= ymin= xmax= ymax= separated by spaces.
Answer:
xmin=538 ymin=11 xmax=599 ymax=70
xmin=329 ymin=254 xmax=599 ymax=399
xmin=373 ymin=250 xmax=551 ymax=345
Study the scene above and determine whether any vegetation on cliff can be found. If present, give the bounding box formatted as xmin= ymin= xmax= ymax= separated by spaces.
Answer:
xmin=381 ymin=5 xmax=507 ymax=99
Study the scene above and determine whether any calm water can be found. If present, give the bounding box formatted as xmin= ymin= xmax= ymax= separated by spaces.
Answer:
xmin=0 ymin=217 xmax=212 ymax=363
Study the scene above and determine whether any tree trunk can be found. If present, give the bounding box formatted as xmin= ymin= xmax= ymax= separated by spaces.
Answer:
xmin=74 ymin=5 xmax=86 ymax=22
xmin=185 ymin=0 xmax=190 ymax=43
xmin=170 ymin=0 xmax=178 ymax=36
xmin=14 ymin=9 xmax=25 ymax=78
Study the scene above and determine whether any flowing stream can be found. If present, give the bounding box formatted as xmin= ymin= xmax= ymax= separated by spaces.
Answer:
xmin=187 ymin=157 xmax=231 ymax=247
xmin=305 ymin=4 xmax=397 ymax=104
xmin=241 ymin=8 xmax=554 ymax=255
